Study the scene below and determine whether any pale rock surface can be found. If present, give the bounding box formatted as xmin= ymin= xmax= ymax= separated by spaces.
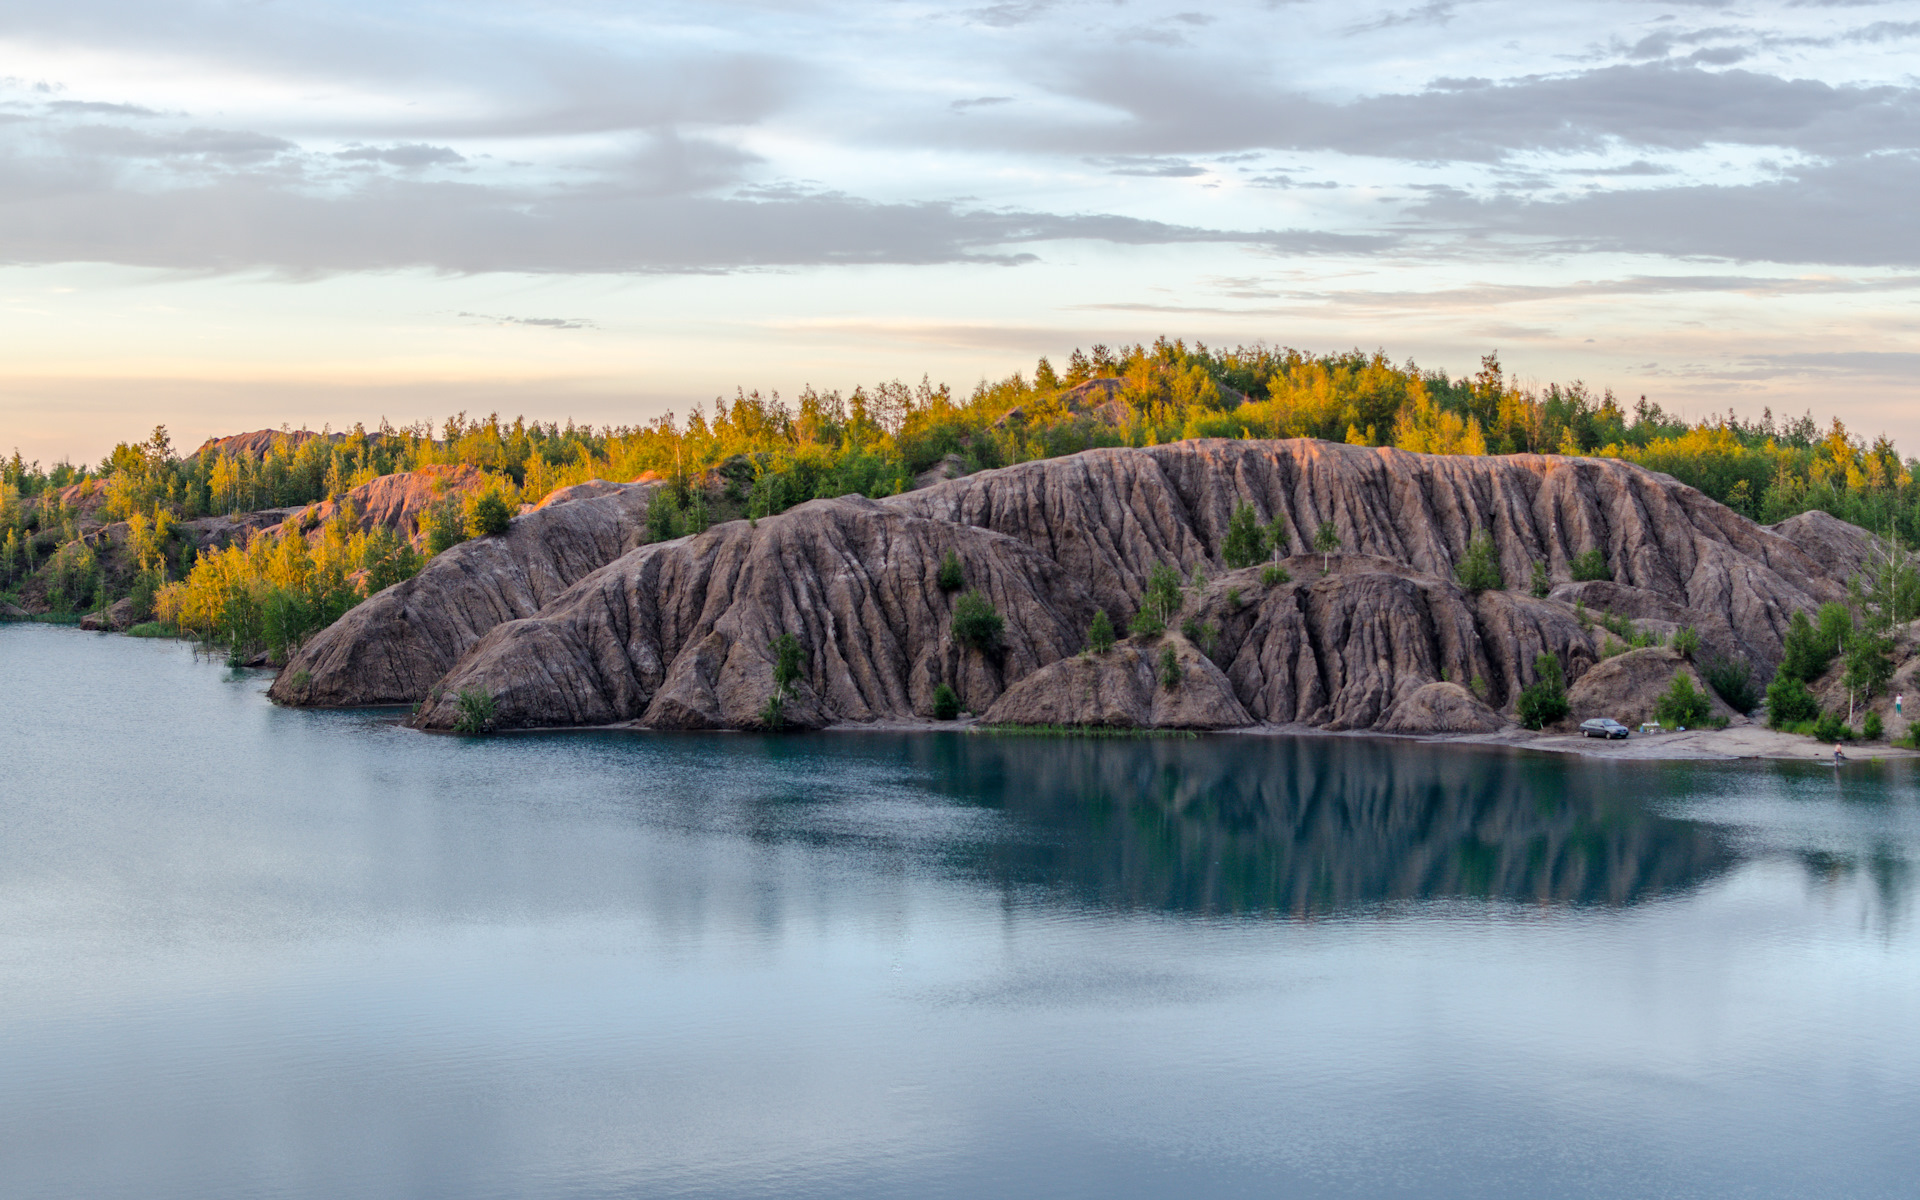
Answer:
xmin=980 ymin=635 xmax=1253 ymax=729
xmin=1566 ymin=647 xmax=1735 ymax=728
xmin=1379 ymin=682 xmax=1505 ymax=734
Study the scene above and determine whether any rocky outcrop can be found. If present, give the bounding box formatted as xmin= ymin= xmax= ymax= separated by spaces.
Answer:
xmin=275 ymin=438 xmax=1883 ymax=734
xmin=266 ymin=464 xmax=488 ymax=545
xmin=980 ymin=635 xmax=1253 ymax=729
xmin=196 ymin=429 xmax=338 ymax=458
xmin=1379 ymin=682 xmax=1505 ymax=734
xmin=79 ymin=598 xmax=137 ymax=632
xmin=1566 ymin=647 xmax=1735 ymax=728
xmin=410 ymin=495 xmax=1093 ymax=731
xmin=268 ymin=481 xmax=658 ymax=707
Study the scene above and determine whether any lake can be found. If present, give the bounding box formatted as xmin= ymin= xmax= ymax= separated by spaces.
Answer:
xmin=3 ymin=623 xmax=1917 ymax=1198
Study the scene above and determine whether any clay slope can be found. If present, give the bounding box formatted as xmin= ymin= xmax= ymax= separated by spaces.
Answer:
xmin=265 ymin=464 xmax=487 ymax=545
xmin=411 ymin=495 xmax=1093 ymax=731
xmin=889 ymin=439 xmax=1849 ymax=673
xmin=269 ymin=481 xmax=657 ymax=707
xmin=284 ymin=438 xmax=1880 ymax=734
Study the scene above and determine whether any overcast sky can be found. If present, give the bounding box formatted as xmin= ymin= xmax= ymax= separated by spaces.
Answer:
xmin=3 ymin=0 xmax=1918 ymax=465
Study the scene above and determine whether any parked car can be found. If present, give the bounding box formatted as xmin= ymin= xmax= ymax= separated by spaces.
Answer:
xmin=1580 ymin=718 xmax=1630 ymax=739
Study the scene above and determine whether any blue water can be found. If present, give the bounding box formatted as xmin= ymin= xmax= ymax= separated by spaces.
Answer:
xmin=3 ymin=623 xmax=1917 ymax=1198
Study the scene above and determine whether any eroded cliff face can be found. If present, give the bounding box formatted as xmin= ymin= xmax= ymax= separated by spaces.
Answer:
xmin=273 ymin=438 xmax=1876 ymax=734
xmin=269 ymin=481 xmax=656 ymax=707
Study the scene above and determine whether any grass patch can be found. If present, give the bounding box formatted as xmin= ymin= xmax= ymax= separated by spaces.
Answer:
xmin=125 ymin=621 xmax=178 ymax=638
xmin=969 ymin=723 xmax=1197 ymax=740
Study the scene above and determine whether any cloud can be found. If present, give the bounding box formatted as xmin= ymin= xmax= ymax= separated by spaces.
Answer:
xmin=951 ymin=96 xmax=1014 ymax=113
xmin=45 ymin=100 xmax=162 ymax=117
xmin=961 ymin=61 xmax=1920 ymax=162
xmin=1086 ymin=155 xmax=1206 ymax=177
xmin=61 ymin=124 xmax=295 ymax=163
xmin=1345 ymin=2 xmax=1456 ymax=35
xmin=1414 ymin=153 xmax=1920 ymax=266
xmin=333 ymin=144 xmax=466 ymax=168
xmin=459 ymin=312 xmax=594 ymax=330
xmin=0 ymin=163 xmax=1390 ymax=274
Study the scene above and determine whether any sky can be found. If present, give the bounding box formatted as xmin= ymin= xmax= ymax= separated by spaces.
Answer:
xmin=2 ymin=0 xmax=1918 ymax=467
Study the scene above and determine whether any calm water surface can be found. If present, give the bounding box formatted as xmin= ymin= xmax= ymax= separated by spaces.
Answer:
xmin=3 ymin=624 xmax=1917 ymax=1199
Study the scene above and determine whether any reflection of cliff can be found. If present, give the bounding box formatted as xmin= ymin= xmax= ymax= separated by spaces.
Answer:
xmin=901 ymin=735 xmax=1735 ymax=916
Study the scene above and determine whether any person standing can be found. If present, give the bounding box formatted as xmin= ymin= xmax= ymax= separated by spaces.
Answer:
xmin=1835 ymin=742 xmax=1846 ymax=766
xmin=1897 ymin=692 xmax=1904 ymax=718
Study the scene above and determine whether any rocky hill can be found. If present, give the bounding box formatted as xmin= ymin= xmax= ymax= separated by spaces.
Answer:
xmin=269 ymin=439 xmax=1881 ymax=734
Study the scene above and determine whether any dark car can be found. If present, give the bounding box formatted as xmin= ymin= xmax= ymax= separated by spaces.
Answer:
xmin=1580 ymin=718 xmax=1630 ymax=739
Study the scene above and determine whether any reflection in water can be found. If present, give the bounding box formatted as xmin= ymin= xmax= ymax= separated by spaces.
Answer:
xmin=898 ymin=734 xmax=1735 ymax=915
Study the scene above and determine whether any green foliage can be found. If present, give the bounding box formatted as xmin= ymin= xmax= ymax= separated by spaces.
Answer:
xmin=1843 ymin=629 xmax=1894 ymax=700
xmin=125 ymin=621 xmax=175 ymax=638
xmin=1225 ymin=587 xmax=1243 ymax=610
xmin=936 ymin=549 xmax=965 ymax=592
xmin=758 ymin=693 xmax=786 ymax=730
xmin=951 ymin=590 xmax=1004 ymax=652
xmin=1530 ymin=560 xmax=1551 ymax=598
xmin=1260 ymin=563 xmax=1291 ymax=587
xmin=931 ymin=682 xmax=961 ymax=720
xmin=1312 ymin=520 xmax=1341 ymax=556
xmin=1655 ymin=672 xmax=1713 ymax=727
xmin=1131 ymin=562 xmax=1184 ymax=636
xmin=1453 ymin=530 xmax=1502 ymax=593
xmin=1778 ymin=611 xmax=1827 ymax=682
xmin=1516 ymin=652 xmax=1570 ymax=730
xmin=1180 ymin=617 xmax=1219 ymax=656
xmin=464 ymin=489 xmax=513 ymax=538
xmin=424 ymin=498 xmax=467 ymax=555
xmin=771 ymin=632 xmax=808 ymax=690
xmin=1570 ymin=548 xmax=1612 ymax=582
xmin=1158 ymin=642 xmax=1182 ymax=690
xmin=1700 ymin=654 xmax=1759 ymax=714
xmin=1815 ymin=601 xmax=1854 ymax=659
xmin=1086 ymin=609 xmax=1115 ymax=654
xmin=452 ymin=688 xmax=497 ymax=735
xmin=1766 ymin=674 xmax=1820 ymax=727
xmin=1813 ymin=710 xmax=1856 ymax=743
xmin=1672 ymin=625 xmax=1700 ymax=660
xmin=1864 ymin=710 xmax=1884 ymax=741
xmin=1221 ymin=501 xmax=1271 ymax=570
xmin=1469 ymin=674 xmax=1489 ymax=701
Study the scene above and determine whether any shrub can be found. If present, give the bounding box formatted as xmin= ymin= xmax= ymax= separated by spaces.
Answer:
xmin=936 ymin=549 xmax=965 ymax=592
xmin=1574 ymin=600 xmax=1591 ymax=629
xmin=453 ymin=688 xmax=497 ymax=735
xmin=424 ymin=499 xmax=467 ymax=555
xmin=1701 ymin=654 xmax=1759 ymax=714
xmin=1516 ymin=653 xmax=1570 ymax=730
xmin=1655 ymin=672 xmax=1712 ymax=727
xmin=1222 ymin=501 xmax=1271 ymax=569
xmin=464 ymin=489 xmax=514 ymax=538
xmin=1766 ymin=674 xmax=1820 ymax=727
xmin=1672 ymin=625 xmax=1700 ymax=661
xmin=1570 ymin=548 xmax=1612 ymax=582
xmin=932 ymin=683 xmax=961 ymax=720
xmin=1813 ymin=710 xmax=1856 ymax=743
xmin=1530 ymin=560 xmax=1551 ymax=598
xmin=1086 ymin=609 xmax=1115 ymax=654
xmin=1226 ymin=587 xmax=1243 ymax=610
xmin=758 ymin=693 xmax=786 ymax=730
xmin=1158 ymin=642 xmax=1182 ymax=690
xmin=1260 ymin=564 xmax=1291 ymax=587
xmin=1864 ymin=710 xmax=1884 ymax=741
xmin=1453 ymin=531 xmax=1502 ymax=593
xmin=952 ymin=590 xmax=1004 ymax=651
xmin=1469 ymin=674 xmax=1488 ymax=701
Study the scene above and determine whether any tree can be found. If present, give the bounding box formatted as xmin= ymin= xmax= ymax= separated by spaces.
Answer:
xmin=931 ymin=683 xmax=961 ymax=720
xmin=936 ymin=549 xmax=964 ymax=592
xmin=952 ymin=590 xmax=1004 ymax=651
xmin=772 ymin=632 xmax=808 ymax=691
xmin=1530 ymin=560 xmax=1551 ymax=598
xmin=1570 ymin=548 xmax=1612 ymax=582
xmin=1700 ymin=654 xmax=1758 ymax=714
xmin=1130 ymin=562 xmax=1184 ymax=636
xmin=1655 ymin=671 xmax=1712 ymax=727
xmin=1778 ymin=610 xmax=1829 ymax=682
xmin=1159 ymin=642 xmax=1182 ymax=690
xmin=1222 ymin=500 xmax=1270 ymax=570
xmin=1313 ymin=520 xmax=1341 ymax=573
xmin=1515 ymin=653 xmax=1570 ymax=729
xmin=1453 ymin=531 xmax=1502 ymax=593
xmin=464 ymin=489 xmax=513 ymax=538
xmin=1087 ymin=609 xmax=1115 ymax=654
